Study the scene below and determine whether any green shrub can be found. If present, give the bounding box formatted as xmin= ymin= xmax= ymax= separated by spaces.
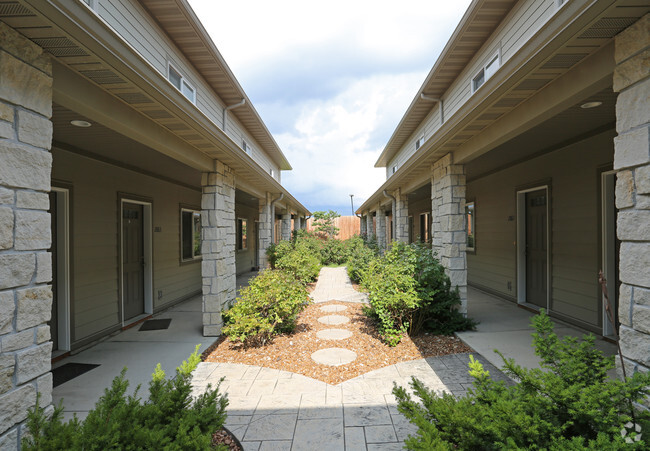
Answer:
xmin=266 ymin=240 xmax=293 ymax=268
xmin=23 ymin=346 xmax=228 ymax=450
xmin=347 ymin=242 xmax=377 ymax=283
xmin=361 ymin=241 xmax=475 ymax=345
xmin=394 ymin=310 xmax=650 ymax=450
xmin=409 ymin=241 xmax=476 ymax=335
xmin=222 ymin=270 xmax=310 ymax=345
xmin=362 ymin=243 xmax=420 ymax=346
xmin=276 ymin=241 xmax=322 ymax=283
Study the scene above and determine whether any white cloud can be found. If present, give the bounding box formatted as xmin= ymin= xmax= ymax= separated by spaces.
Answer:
xmin=188 ymin=0 xmax=472 ymax=213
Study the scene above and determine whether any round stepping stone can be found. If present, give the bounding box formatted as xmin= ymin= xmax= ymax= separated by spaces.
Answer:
xmin=316 ymin=328 xmax=352 ymax=340
xmin=319 ymin=304 xmax=347 ymax=313
xmin=317 ymin=315 xmax=349 ymax=326
xmin=311 ymin=347 xmax=357 ymax=366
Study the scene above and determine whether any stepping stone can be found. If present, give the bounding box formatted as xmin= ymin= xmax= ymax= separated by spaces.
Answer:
xmin=316 ymin=328 xmax=352 ymax=340
xmin=311 ymin=348 xmax=357 ymax=366
xmin=319 ymin=304 xmax=347 ymax=313
xmin=317 ymin=315 xmax=349 ymax=326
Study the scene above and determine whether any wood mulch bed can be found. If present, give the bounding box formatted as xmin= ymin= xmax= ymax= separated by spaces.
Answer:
xmin=202 ymin=300 xmax=472 ymax=385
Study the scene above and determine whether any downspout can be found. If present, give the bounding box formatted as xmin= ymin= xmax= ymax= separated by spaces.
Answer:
xmin=420 ymin=93 xmax=444 ymax=125
xmin=383 ymin=190 xmax=396 ymax=242
xmin=270 ymin=193 xmax=284 ymax=243
xmin=223 ymin=98 xmax=246 ymax=133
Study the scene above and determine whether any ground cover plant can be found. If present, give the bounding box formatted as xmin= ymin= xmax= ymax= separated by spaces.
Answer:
xmin=361 ymin=241 xmax=475 ymax=345
xmin=394 ymin=310 xmax=650 ymax=450
xmin=222 ymin=269 xmax=310 ymax=346
xmin=22 ymin=347 xmax=228 ymax=450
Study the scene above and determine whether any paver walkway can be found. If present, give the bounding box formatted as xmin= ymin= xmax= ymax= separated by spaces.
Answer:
xmin=193 ymin=267 xmax=509 ymax=450
xmin=310 ymin=267 xmax=369 ymax=303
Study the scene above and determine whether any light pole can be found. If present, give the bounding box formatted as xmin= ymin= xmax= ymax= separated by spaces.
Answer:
xmin=349 ymin=194 xmax=354 ymax=216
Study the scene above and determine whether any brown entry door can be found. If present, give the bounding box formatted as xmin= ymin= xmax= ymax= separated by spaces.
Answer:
xmin=526 ymin=189 xmax=548 ymax=308
xmin=49 ymin=192 xmax=58 ymax=350
xmin=122 ymin=203 xmax=144 ymax=321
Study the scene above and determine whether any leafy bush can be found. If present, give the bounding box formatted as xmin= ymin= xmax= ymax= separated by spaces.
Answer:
xmin=276 ymin=241 xmax=322 ymax=283
xmin=362 ymin=243 xmax=420 ymax=345
xmin=347 ymin=241 xmax=378 ymax=283
xmin=23 ymin=346 xmax=228 ymax=450
xmin=222 ymin=270 xmax=310 ymax=345
xmin=312 ymin=210 xmax=340 ymax=238
xmin=266 ymin=240 xmax=293 ymax=268
xmin=361 ymin=241 xmax=475 ymax=345
xmin=394 ymin=310 xmax=650 ymax=450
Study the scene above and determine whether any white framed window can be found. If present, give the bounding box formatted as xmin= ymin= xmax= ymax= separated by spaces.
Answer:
xmin=180 ymin=208 xmax=201 ymax=261
xmin=168 ymin=63 xmax=196 ymax=103
xmin=237 ymin=219 xmax=248 ymax=250
xmin=242 ymin=140 xmax=252 ymax=155
xmin=415 ymin=136 xmax=424 ymax=150
xmin=472 ymin=52 xmax=500 ymax=93
xmin=557 ymin=0 xmax=567 ymax=7
xmin=81 ymin=0 xmax=95 ymax=8
xmin=270 ymin=168 xmax=275 ymax=178
xmin=392 ymin=165 xmax=398 ymax=174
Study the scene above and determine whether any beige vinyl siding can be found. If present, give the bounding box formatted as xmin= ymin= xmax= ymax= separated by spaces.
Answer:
xmin=52 ymin=147 xmax=201 ymax=346
xmin=466 ymin=129 xmax=615 ymax=329
xmin=95 ymin=0 xmax=277 ymax=173
xmin=235 ymin=203 xmax=259 ymax=275
xmin=388 ymin=0 xmax=557 ymax=171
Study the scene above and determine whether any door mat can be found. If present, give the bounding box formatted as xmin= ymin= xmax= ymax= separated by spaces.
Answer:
xmin=53 ymin=363 xmax=100 ymax=387
xmin=139 ymin=318 xmax=172 ymax=331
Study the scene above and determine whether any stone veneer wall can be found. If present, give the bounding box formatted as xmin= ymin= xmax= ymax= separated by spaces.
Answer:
xmin=0 ymin=23 xmax=54 ymax=449
xmin=375 ymin=206 xmax=386 ymax=250
xmin=201 ymin=162 xmax=236 ymax=336
xmin=258 ymin=193 xmax=272 ymax=269
xmin=613 ymin=14 xmax=650 ymax=387
xmin=281 ymin=213 xmax=291 ymax=241
xmin=431 ymin=153 xmax=468 ymax=312
xmin=394 ymin=188 xmax=409 ymax=243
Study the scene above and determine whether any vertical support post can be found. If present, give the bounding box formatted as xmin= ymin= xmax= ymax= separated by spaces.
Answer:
xmin=394 ymin=188 xmax=409 ymax=243
xmin=431 ymin=153 xmax=467 ymax=313
xmin=201 ymin=161 xmax=236 ymax=336
xmin=613 ymin=14 xmax=650 ymax=379
xmin=258 ymin=192 xmax=272 ymax=269
xmin=281 ymin=212 xmax=291 ymax=241
xmin=0 ymin=23 xmax=54 ymax=447
xmin=376 ymin=204 xmax=387 ymax=250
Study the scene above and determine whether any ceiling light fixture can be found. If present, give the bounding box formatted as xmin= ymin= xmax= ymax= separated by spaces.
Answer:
xmin=580 ymin=101 xmax=602 ymax=109
xmin=70 ymin=120 xmax=92 ymax=127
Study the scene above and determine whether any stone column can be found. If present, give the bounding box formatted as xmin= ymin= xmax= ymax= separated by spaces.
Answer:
xmin=394 ymin=188 xmax=409 ymax=243
xmin=613 ymin=14 xmax=650 ymax=379
xmin=376 ymin=205 xmax=387 ymax=250
xmin=366 ymin=213 xmax=374 ymax=237
xmin=201 ymin=161 xmax=236 ymax=336
xmin=258 ymin=192 xmax=272 ymax=269
xmin=294 ymin=215 xmax=301 ymax=232
xmin=360 ymin=214 xmax=367 ymax=236
xmin=431 ymin=153 xmax=467 ymax=313
xmin=0 ymin=23 xmax=54 ymax=448
xmin=281 ymin=212 xmax=292 ymax=241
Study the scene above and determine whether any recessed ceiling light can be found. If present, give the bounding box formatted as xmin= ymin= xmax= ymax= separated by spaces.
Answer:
xmin=70 ymin=120 xmax=92 ymax=127
xmin=580 ymin=101 xmax=602 ymax=109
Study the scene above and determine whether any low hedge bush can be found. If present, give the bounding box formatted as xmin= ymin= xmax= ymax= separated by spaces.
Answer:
xmin=222 ymin=269 xmax=310 ymax=346
xmin=394 ymin=310 xmax=650 ymax=450
xmin=361 ymin=241 xmax=475 ymax=346
xmin=23 ymin=346 xmax=228 ymax=450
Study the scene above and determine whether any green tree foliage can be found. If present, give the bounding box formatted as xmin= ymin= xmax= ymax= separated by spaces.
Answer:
xmin=22 ymin=346 xmax=228 ymax=450
xmin=312 ymin=210 xmax=340 ymax=239
xmin=361 ymin=242 xmax=475 ymax=346
xmin=222 ymin=270 xmax=310 ymax=345
xmin=393 ymin=310 xmax=650 ymax=450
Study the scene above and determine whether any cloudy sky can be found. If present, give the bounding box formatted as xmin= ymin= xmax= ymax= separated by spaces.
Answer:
xmin=188 ymin=0 xmax=472 ymax=215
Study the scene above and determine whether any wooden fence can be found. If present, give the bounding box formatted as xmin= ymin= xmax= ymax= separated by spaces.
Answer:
xmin=305 ymin=216 xmax=360 ymax=240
